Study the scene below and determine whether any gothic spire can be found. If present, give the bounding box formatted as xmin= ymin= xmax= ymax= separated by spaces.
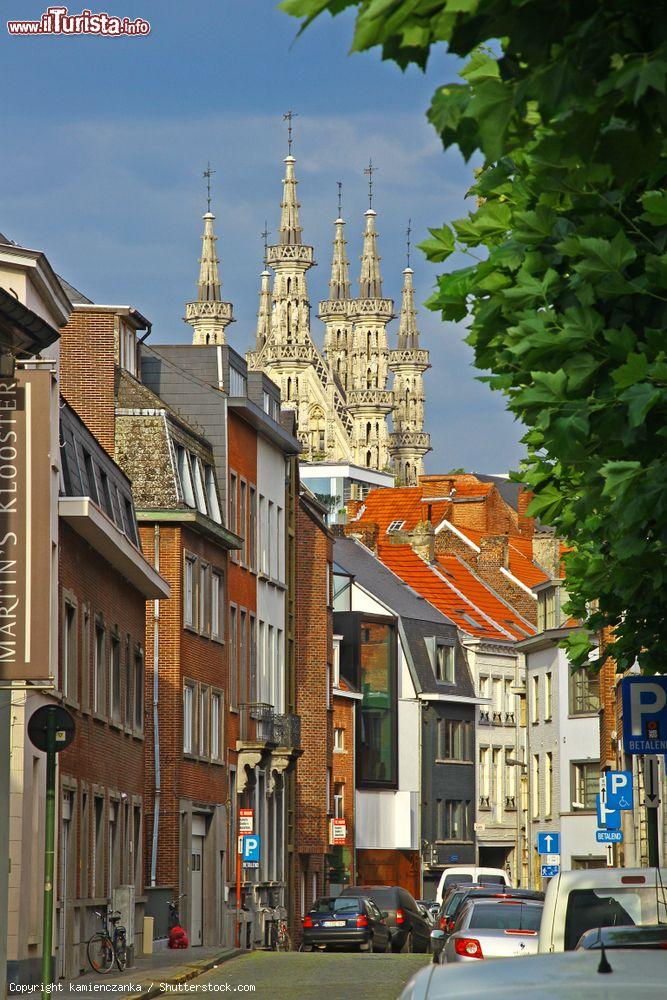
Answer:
xmin=328 ymin=200 xmax=351 ymax=301
xmin=397 ymin=266 xmax=420 ymax=349
xmin=197 ymin=210 xmax=222 ymax=302
xmin=279 ymin=156 xmax=302 ymax=246
xmin=256 ymin=263 xmax=272 ymax=352
xmin=185 ymin=173 xmax=233 ymax=344
xmin=359 ymin=209 xmax=383 ymax=299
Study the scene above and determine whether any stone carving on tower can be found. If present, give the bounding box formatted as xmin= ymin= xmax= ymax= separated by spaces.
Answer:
xmin=185 ymin=164 xmax=234 ymax=345
xmin=388 ymin=221 xmax=432 ymax=485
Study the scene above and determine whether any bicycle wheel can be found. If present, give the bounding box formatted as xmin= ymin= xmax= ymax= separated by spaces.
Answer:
xmin=115 ymin=930 xmax=127 ymax=972
xmin=88 ymin=933 xmax=114 ymax=973
xmin=277 ymin=925 xmax=291 ymax=952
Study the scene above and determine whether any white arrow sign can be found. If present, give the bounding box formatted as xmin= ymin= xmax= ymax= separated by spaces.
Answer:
xmin=644 ymin=755 xmax=660 ymax=809
xmin=544 ymin=835 xmax=554 ymax=851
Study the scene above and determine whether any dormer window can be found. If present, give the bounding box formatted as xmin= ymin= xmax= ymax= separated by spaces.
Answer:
xmin=386 ymin=520 xmax=405 ymax=534
xmin=118 ymin=321 xmax=137 ymax=376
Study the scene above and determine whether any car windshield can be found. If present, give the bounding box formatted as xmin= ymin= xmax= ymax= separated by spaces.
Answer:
xmin=477 ymin=875 xmax=506 ymax=886
xmin=564 ymin=888 xmax=659 ymax=951
xmin=358 ymin=889 xmax=396 ymax=907
xmin=446 ymin=891 xmax=468 ymax=916
xmin=444 ymin=874 xmax=473 ymax=892
xmin=467 ymin=903 xmax=543 ymax=931
xmin=313 ymin=897 xmax=361 ymax=914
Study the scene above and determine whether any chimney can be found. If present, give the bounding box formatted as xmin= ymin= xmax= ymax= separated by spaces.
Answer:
xmin=478 ymin=535 xmax=510 ymax=574
xmin=532 ymin=530 xmax=561 ymax=579
xmin=344 ymin=522 xmax=379 ymax=555
xmin=517 ymin=487 xmax=535 ymax=536
xmin=411 ymin=519 xmax=435 ymax=563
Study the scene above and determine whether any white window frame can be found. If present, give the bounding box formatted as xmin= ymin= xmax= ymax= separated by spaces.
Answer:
xmin=184 ymin=554 xmax=197 ymax=629
xmin=183 ymin=681 xmax=196 ymax=755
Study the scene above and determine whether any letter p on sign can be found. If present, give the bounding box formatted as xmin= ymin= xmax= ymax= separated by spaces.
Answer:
xmin=630 ymin=682 xmax=667 ymax=735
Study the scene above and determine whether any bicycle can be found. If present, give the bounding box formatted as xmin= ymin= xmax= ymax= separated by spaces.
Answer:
xmin=87 ymin=908 xmax=127 ymax=974
xmin=168 ymin=892 xmax=187 ymax=930
xmin=269 ymin=908 xmax=291 ymax=952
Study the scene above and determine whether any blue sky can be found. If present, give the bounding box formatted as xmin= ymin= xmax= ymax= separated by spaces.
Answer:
xmin=0 ymin=0 xmax=525 ymax=473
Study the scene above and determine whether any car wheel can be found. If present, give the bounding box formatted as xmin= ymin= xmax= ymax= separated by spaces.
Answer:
xmin=402 ymin=931 xmax=414 ymax=954
xmin=367 ymin=936 xmax=374 ymax=954
xmin=299 ymin=944 xmax=312 ymax=952
xmin=384 ymin=936 xmax=392 ymax=954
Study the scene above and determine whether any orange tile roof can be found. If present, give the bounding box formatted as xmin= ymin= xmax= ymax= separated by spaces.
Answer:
xmin=451 ymin=525 xmax=549 ymax=589
xmin=356 ymin=485 xmax=450 ymax=534
xmin=378 ymin=544 xmax=534 ymax=642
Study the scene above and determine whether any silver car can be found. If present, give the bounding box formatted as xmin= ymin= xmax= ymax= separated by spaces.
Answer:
xmin=441 ymin=898 xmax=543 ymax=963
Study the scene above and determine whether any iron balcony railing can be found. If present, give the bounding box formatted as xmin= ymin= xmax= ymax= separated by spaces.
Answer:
xmin=239 ymin=702 xmax=301 ymax=749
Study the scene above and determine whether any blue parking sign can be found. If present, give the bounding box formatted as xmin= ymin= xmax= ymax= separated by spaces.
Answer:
xmin=622 ymin=676 xmax=667 ymax=754
xmin=605 ymin=771 xmax=633 ymax=811
xmin=596 ymin=793 xmax=621 ymax=830
xmin=242 ymin=834 xmax=261 ymax=863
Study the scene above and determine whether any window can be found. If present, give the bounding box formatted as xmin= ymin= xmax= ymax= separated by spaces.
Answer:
xmin=63 ymin=600 xmax=77 ymax=701
xmin=479 ymin=747 xmax=490 ymax=801
xmin=94 ymin=623 xmax=105 ymax=714
xmin=177 ymin=446 xmax=195 ymax=507
xmin=229 ymin=473 xmax=238 ymax=537
xmin=545 ymin=752 xmax=553 ymax=817
xmin=262 ymin=390 xmax=270 ymax=414
xmin=133 ymin=805 xmax=142 ymax=889
xmin=229 ymin=366 xmax=247 ymax=396
xmin=259 ymin=496 xmax=268 ymax=574
xmin=99 ymin=470 xmax=114 ymax=518
xmin=199 ymin=686 xmax=209 ymax=758
xmin=438 ymin=719 xmax=473 ymax=761
xmin=124 ymin=638 xmax=132 ymax=728
xmin=211 ymin=692 xmax=222 ymax=761
xmin=570 ymin=668 xmax=600 ymax=714
xmin=183 ymin=682 xmax=195 ymax=754
xmin=93 ymin=796 xmax=104 ymax=897
xmin=332 ymin=637 xmax=341 ymax=687
xmin=82 ymin=450 xmax=98 ymax=503
xmin=479 ymin=675 xmax=489 ymax=700
xmin=192 ymin=457 xmax=207 ymax=514
xmin=386 ymin=520 xmax=405 ymax=533
xmin=249 ymin=614 xmax=257 ymax=703
xmin=239 ymin=610 xmax=248 ymax=706
xmin=205 ymin=465 xmax=221 ymax=523
xmin=277 ymin=507 xmax=284 ymax=581
xmin=184 ymin=555 xmax=196 ymax=628
xmin=358 ymin=619 xmax=398 ymax=788
xmin=134 ymin=647 xmax=144 ymax=732
xmin=211 ymin=570 xmax=224 ymax=640
xmin=249 ymin=486 xmax=257 ymax=570
xmin=334 ymin=727 xmax=345 ymax=752
xmin=531 ymin=674 xmax=540 ymax=724
xmin=333 ymin=783 xmax=344 ymax=820
xmin=268 ymin=501 xmax=275 ymax=578
xmin=434 ymin=643 xmax=455 ymax=684
xmin=437 ymin=800 xmax=472 ymax=841
xmin=82 ymin=604 xmax=90 ymax=710
xmin=572 ymin=761 xmax=598 ymax=810
xmin=532 ymin=754 xmax=540 ymax=819
xmin=333 ymin=572 xmax=352 ymax=611
xmin=326 ymin=768 xmax=332 ymax=814
xmin=545 ymin=672 xmax=552 ymax=720
xmin=564 ymin=887 xmax=659 ymax=952
xmin=504 ymin=678 xmax=514 ymax=718
xmin=229 ymin=606 xmax=238 ymax=710
xmin=199 ymin=562 xmax=209 ymax=634
xmin=240 ymin=481 xmax=248 ymax=563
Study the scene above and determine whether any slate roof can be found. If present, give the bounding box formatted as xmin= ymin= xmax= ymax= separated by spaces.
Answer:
xmin=58 ymin=275 xmax=92 ymax=304
xmin=473 ymin=473 xmax=523 ymax=510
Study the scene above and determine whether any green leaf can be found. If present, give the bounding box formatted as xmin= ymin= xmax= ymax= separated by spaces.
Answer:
xmin=600 ymin=461 xmax=642 ymax=497
xmin=622 ymin=384 xmax=662 ymax=427
xmin=640 ymin=190 xmax=667 ymax=226
xmin=467 ymin=78 xmax=514 ymax=161
xmin=418 ymin=225 xmax=456 ymax=262
xmin=612 ymin=353 xmax=649 ymax=389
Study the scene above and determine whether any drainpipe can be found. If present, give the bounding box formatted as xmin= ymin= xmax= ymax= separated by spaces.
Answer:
xmin=150 ymin=525 xmax=161 ymax=887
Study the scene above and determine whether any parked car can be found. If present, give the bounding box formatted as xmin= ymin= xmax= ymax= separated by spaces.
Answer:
xmin=301 ymin=895 xmax=391 ymax=953
xmin=435 ymin=866 xmax=510 ymax=903
xmin=538 ymin=866 xmax=667 ymax=952
xmin=399 ymin=949 xmax=666 ymax=1000
xmin=576 ymin=924 xmax=667 ymax=950
xmin=441 ymin=898 xmax=543 ymax=963
xmin=432 ymin=886 xmax=544 ymax=962
xmin=340 ymin=885 xmax=432 ymax=952
xmin=417 ymin=901 xmax=435 ymax=925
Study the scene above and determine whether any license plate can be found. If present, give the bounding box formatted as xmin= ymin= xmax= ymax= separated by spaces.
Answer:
xmin=323 ymin=920 xmax=346 ymax=927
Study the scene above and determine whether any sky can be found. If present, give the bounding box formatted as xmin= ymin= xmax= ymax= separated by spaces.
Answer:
xmin=0 ymin=0 xmax=525 ymax=474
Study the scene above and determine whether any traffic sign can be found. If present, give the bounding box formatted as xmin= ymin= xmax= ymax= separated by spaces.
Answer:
xmin=596 ymin=829 xmax=623 ymax=843
xmin=242 ymin=834 xmax=261 ymax=865
xmin=541 ymin=865 xmax=559 ymax=878
xmin=622 ymin=676 xmax=667 ymax=754
xmin=596 ymin=793 xmax=621 ymax=830
xmin=239 ymin=808 xmax=254 ymax=834
xmin=27 ymin=705 xmax=75 ymax=753
xmin=605 ymin=771 xmax=633 ymax=811
xmin=537 ymin=832 xmax=560 ymax=855
xmin=545 ymin=854 xmax=560 ymax=866
xmin=644 ymin=755 xmax=660 ymax=809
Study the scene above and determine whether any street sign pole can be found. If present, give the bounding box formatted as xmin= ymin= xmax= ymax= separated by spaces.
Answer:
xmin=644 ymin=756 xmax=660 ymax=868
xmin=41 ymin=708 xmax=56 ymax=1000
xmin=236 ymin=829 xmax=242 ymax=949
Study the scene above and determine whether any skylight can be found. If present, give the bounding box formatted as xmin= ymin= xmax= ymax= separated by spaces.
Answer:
xmin=386 ymin=519 xmax=406 ymax=533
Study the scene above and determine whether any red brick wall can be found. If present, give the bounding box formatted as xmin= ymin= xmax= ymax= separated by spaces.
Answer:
xmin=333 ymin=691 xmax=356 ymax=883
xmin=59 ymin=309 xmax=117 ymax=456
xmin=58 ymin=522 xmax=147 ymax=898
xmin=140 ymin=522 xmax=230 ymax=889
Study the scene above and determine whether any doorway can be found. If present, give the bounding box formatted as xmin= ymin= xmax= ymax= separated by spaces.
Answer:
xmin=190 ymin=815 xmax=206 ymax=946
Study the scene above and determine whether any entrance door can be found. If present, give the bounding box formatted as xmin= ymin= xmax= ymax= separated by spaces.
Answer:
xmin=191 ymin=818 xmax=205 ymax=946
xmin=59 ymin=791 xmax=72 ymax=978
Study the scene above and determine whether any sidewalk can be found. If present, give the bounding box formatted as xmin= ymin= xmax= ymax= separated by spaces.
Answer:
xmin=66 ymin=944 xmax=242 ymax=998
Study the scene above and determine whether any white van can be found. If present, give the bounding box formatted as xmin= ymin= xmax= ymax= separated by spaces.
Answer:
xmin=435 ymin=866 xmax=511 ymax=904
xmin=538 ymin=866 xmax=667 ymax=952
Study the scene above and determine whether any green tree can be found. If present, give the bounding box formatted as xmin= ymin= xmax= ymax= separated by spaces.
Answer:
xmin=281 ymin=0 xmax=667 ymax=674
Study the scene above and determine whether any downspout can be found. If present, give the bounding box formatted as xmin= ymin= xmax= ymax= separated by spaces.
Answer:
xmin=150 ymin=524 xmax=161 ymax=887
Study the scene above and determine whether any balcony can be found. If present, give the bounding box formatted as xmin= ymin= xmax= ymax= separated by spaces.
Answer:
xmin=239 ymin=702 xmax=301 ymax=749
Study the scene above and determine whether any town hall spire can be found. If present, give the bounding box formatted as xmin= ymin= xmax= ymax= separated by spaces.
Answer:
xmin=185 ymin=165 xmax=234 ymax=345
xmin=321 ymin=183 xmax=353 ymax=390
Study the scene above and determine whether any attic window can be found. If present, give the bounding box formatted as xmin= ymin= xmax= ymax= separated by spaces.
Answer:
xmin=457 ymin=610 xmax=487 ymax=632
xmin=386 ymin=520 xmax=405 ymax=534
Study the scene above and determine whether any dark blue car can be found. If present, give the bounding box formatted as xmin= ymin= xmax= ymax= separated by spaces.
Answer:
xmin=301 ymin=895 xmax=392 ymax=952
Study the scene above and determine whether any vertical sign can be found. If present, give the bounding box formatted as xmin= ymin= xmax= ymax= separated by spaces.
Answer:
xmin=0 ymin=370 xmax=53 ymax=681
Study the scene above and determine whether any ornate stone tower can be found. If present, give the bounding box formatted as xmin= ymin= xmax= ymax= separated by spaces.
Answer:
xmin=388 ymin=228 xmax=431 ymax=484
xmin=185 ymin=166 xmax=234 ymax=345
xmin=321 ymin=184 xmax=354 ymax=392
xmin=347 ymin=163 xmax=394 ymax=470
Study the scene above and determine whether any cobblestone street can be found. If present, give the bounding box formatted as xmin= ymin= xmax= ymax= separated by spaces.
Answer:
xmin=191 ymin=951 xmax=431 ymax=1000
